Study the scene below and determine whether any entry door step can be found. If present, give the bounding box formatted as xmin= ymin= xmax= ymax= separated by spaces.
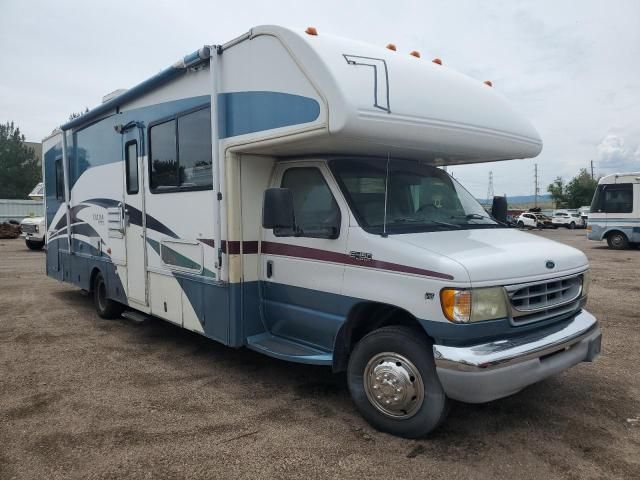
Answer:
xmin=121 ymin=310 xmax=151 ymax=324
xmin=246 ymin=333 xmax=332 ymax=365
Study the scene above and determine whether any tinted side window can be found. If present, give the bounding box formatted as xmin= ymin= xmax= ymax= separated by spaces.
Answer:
xmin=604 ymin=184 xmax=633 ymax=213
xmin=125 ymin=141 xmax=139 ymax=194
xmin=150 ymin=120 xmax=177 ymax=190
xmin=278 ymin=168 xmax=340 ymax=239
xmin=55 ymin=159 xmax=64 ymax=201
xmin=178 ymin=108 xmax=212 ymax=188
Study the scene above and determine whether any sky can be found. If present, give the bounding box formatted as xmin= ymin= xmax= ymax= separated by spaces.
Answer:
xmin=1 ymin=0 xmax=639 ymax=198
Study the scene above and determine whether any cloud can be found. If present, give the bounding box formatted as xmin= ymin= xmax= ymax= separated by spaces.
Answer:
xmin=596 ymin=134 xmax=640 ymax=172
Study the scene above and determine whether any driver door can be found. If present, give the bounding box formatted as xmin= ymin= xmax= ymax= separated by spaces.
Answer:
xmin=259 ymin=162 xmax=348 ymax=351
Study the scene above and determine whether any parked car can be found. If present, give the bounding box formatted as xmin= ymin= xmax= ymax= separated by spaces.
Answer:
xmin=515 ymin=212 xmax=554 ymax=229
xmin=20 ymin=216 xmax=46 ymax=250
xmin=552 ymin=211 xmax=585 ymax=229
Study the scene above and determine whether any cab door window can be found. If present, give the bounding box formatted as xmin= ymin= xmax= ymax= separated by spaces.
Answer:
xmin=278 ymin=167 xmax=341 ymax=239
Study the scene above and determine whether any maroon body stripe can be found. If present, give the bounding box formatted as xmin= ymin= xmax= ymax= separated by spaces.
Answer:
xmin=260 ymin=241 xmax=454 ymax=280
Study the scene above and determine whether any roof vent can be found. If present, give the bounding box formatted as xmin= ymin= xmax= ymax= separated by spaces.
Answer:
xmin=102 ymin=89 xmax=128 ymax=104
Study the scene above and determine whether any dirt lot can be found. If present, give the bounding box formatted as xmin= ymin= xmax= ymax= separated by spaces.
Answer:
xmin=1 ymin=229 xmax=639 ymax=480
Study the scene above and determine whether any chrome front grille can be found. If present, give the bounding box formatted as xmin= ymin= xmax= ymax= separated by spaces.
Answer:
xmin=506 ymin=274 xmax=583 ymax=325
xmin=21 ymin=224 xmax=37 ymax=234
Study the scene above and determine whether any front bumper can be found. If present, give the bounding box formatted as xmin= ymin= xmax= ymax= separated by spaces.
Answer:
xmin=433 ymin=310 xmax=601 ymax=403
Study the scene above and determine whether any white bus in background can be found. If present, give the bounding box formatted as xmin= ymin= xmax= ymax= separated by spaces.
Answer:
xmin=587 ymin=173 xmax=640 ymax=249
xmin=43 ymin=25 xmax=601 ymax=437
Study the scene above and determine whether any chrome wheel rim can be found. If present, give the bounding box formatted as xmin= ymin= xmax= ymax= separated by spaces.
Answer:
xmin=363 ymin=352 xmax=424 ymax=419
xmin=612 ymin=235 xmax=623 ymax=246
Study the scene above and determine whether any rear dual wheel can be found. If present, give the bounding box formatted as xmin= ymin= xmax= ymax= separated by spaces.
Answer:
xmin=93 ymin=272 xmax=124 ymax=319
xmin=347 ymin=326 xmax=449 ymax=438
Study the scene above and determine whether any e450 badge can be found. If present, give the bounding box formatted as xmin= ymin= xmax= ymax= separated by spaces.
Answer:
xmin=350 ymin=251 xmax=373 ymax=261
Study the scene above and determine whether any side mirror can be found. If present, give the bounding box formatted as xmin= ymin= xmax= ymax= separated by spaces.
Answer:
xmin=262 ymin=188 xmax=295 ymax=230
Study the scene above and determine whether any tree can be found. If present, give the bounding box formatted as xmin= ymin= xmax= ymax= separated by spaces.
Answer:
xmin=547 ymin=169 xmax=598 ymax=210
xmin=564 ymin=168 xmax=598 ymax=208
xmin=547 ymin=176 xmax=567 ymax=208
xmin=0 ymin=122 xmax=41 ymax=199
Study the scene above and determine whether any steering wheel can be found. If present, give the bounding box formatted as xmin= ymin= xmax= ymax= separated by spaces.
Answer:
xmin=417 ymin=203 xmax=438 ymax=213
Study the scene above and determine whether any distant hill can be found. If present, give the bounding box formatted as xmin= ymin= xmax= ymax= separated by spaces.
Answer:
xmin=478 ymin=194 xmax=552 ymax=206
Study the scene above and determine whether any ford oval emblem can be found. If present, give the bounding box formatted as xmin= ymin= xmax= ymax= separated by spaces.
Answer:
xmin=546 ymin=260 xmax=555 ymax=269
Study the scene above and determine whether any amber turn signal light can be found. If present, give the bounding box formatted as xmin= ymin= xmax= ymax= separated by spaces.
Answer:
xmin=386 ymin=43 xmax=397 ymax=51
xmin=305 ymin=27 xmax=318 ymax=36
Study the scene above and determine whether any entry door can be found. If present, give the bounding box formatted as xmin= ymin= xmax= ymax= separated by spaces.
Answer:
xmin=123 ymin=134 xmax=147 ymax=305
xmin=260 ymin=162 xmax=348 ymax=351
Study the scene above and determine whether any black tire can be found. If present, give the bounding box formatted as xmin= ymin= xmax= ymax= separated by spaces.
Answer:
xmin=93 ymin=271 xmax=124 ymax=319
xmin=607 ymin=232 xmax=629 ymax=250
xmin=568 ymin=222 xmax=576 ymax=230
xmin=517 ymin=221 xmax=524 ymax=229
xmin=347 ymin=326 xmax=449 ymax=438
xmin=25 ymin=239 xmax=44 ymax=250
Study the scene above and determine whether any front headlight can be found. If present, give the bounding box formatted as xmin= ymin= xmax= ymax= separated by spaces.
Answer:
xmin=582 ymin=270 xmax=590 ymax=297
xmin=440 ymin=287 xmax=508 ymax=323
xmin=35 ymin=225 xmax=39 ymax=232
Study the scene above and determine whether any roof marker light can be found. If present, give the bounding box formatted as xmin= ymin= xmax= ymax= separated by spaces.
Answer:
xmin=305 ymin=27 xmax=318 ymax=36
xmin=484 ymin=80 xmax=493 ymax=87
xmin=432 ymin=58 xmax=442 ymax=65
xmin=386 ymin=43 xmax=397 ymax=51
xmin=410 ymin=50 xmax=421 ymax=58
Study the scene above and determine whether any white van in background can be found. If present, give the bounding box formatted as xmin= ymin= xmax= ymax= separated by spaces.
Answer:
xmin=587 ymin=173 xmax=640 ymax=249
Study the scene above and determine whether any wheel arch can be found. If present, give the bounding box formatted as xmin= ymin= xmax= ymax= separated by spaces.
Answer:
xmin=332 ymin=301 xmax=430 ymax=372
xmin=89 ymin=266 xmax=103 ymax=292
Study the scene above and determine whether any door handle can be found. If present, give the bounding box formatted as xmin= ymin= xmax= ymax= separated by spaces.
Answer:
xmin=266 ymin=260 xmax=273 ymax=278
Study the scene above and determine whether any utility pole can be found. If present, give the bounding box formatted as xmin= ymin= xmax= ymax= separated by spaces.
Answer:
xmin=590 ymin=160 xmax=594 ymax=180
xmin=486 ymin=171 xmax=494 ymax=204
xmin=534 ymin=163 xmax=539 ymax=208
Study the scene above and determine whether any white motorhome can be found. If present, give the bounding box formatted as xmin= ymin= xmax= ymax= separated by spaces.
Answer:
xmin=587 ymin=172 xmax=640 ymax=249
xmin=43 ymin=26 xmax=601 ymax=437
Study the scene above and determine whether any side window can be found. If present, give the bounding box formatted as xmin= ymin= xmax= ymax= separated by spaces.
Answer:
xmin=125 ymin=141 xmax=139 ymax=194
xmin=604 ymin=184 xmax=633 ymax=213
xmin=149 ymin=119 xmax=177 ymax=190
xmin=55 ymin=158 xmax=64 ymax=201
xmin=178 ymin=108 xmax=212 ymax=188
xmin=278 ymin=168 xmax=341 ymax=239
xmin=149 ymin=106 xmax=213 ymax=193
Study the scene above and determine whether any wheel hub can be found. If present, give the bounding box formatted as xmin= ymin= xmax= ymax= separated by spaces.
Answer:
xmin=364 ymin=352 xmax=424 ymax=419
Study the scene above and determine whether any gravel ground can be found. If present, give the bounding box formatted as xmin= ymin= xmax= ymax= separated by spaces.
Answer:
xmin=1 ymin=229 xmax=639 ymax=480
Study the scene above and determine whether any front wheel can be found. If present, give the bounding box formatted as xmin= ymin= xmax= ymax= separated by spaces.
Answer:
xmin=93 ymin=271 xmax=124 ymax=319
xmin=568 ymin=222 xmax=576 ymax=230
xmin=517 ymin=221 xmax=525 ymax=229
xmin=347 ymin=326 xmax=449 ymax=438
xmin=607 ymin=232 xmax=629 ymax=250
xmin=25 ymin=239 xmax=44 ymax=250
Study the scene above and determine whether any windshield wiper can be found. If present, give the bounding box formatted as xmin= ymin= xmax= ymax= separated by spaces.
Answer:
xmin=392 ymin=218 xmax=460 ymax=229
xmin=451 ymin=214 xmax=492 ymax=221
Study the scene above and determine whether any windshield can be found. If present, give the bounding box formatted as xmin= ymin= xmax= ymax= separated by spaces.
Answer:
xmin=330 ymin=158 xmax=500 ymax=234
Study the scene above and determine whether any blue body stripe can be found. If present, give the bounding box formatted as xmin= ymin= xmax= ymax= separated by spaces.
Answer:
xmin=218 ymin=91 xmax=320 ymax=138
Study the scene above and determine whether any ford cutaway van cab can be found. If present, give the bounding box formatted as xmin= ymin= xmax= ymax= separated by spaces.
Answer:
xmin=42 ymin=25 xmax=601 ymax=437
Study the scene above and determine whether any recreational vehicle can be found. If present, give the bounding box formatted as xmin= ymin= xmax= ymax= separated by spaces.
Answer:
xmin=43 ymin=25 xmax=601 ymax=437
xmin=587 ymin=172 xmax=640 ymax=249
